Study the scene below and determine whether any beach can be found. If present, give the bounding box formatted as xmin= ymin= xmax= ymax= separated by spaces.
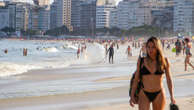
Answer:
xmin=0 ymin=39 xmax=194 ymax=110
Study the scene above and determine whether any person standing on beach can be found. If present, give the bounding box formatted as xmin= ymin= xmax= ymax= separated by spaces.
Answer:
xmin=107 ymin=44 xmax=114 ymax=64
xmin=141 ymin=42 xmax=147 ymax=57
xmin=126 ymin=45 xmax=132 ymax=59
xmin=175 ymin=39 xmax=182 ymax=56
xmin=77 ymin=46 xmax=80 ymax=59
xmin=182 ymin=40 xmax=185 ymax=55
xmin=184 ymin=38 xmax=194 ymax=71
xmin=130 ymin=37 xmax=176 ymax=110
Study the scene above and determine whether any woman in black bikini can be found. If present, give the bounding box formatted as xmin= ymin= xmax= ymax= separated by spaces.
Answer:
xmin=130 ymin=37 xmax=176 ymax=110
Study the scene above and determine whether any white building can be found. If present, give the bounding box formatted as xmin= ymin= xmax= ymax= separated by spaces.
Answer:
xmin=96 ymin=4 xmax=115 ymax=28
xmin=117 ymin=1 xmax=129 ymax=29
xmin=110 ymin=0 xmax=144 ymax=30
xmin=173 ymin=0 xmax=194 ymax=33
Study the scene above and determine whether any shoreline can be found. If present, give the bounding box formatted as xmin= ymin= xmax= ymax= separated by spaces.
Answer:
xmin=0 ymin=85 xmax=194 ymax=110
xmin=1 ymin=45 xmax=194 ymax=110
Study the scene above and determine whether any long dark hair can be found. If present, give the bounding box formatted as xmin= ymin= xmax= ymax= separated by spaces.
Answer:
xmin=146 ymin=37 xmax=167 ymax=71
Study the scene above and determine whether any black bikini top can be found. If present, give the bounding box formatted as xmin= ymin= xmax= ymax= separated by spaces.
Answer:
xmin=140 ymin=58 xmax=164 ymax=75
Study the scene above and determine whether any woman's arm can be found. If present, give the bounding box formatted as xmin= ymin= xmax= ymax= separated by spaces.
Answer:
xmin=130 ymin=58 xmax=141 ymax=107
xmin=165 ymin=58 xmax=176 ymax=104
xmin=131 ymin=58 xmax=141 ymax=96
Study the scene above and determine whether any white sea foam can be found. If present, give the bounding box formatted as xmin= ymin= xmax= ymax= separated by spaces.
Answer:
xmin=0 ymin=40 xmax=121 ymax=77
xmin=0 ymin=40 xmax=78 ymax=77
xmin=0 ymin=62 xmax=38 ymax=77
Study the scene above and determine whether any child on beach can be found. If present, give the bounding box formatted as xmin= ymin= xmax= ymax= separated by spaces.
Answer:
xmin=130 ymin=37 xmax=176 ymax=110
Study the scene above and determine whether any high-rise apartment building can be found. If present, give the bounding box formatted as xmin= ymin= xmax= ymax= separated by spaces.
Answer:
xmin=8 ymin=3 xmax=29 ymax=31
xmin=29 ymin=6 xmax=39 ymax=30
xmin=96 ymin=1 xmax=116 ymax=29
xmin=80 ymin=0 xmax=96 ymax=36
xmin=29 ymin=5 xmax=50 ymax=31
xmin=0 ymin=7 xmax=9 ymax=29
xmin=50 ymin=0 xmax=57 ymax=29
xmin=62 ymin=0 xmax=72 ymax=31
xmin=174 ymin=0 xmax=194 ymax=33
xmin=151 ymin=6 xmax=173 ymax=31
xmin=71 ymin=0 xmax=81 ymax=30
xmin=109 ymin=9 xmax=117 ymax=28
xmin=38 ymin=6 xmax=50 ymax=31
xmin=51 ymin=0 xmax=97 ymax=32
xmin=110 ymin=0 xmax=144 ymax=30
xmin=50 ymin=0 xmax=73 ymax=31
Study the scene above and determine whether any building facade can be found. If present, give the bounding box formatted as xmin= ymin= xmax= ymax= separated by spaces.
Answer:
xmin=80 ymin=0 xmax=96 ymax=36
xmin=38 ymin=6 xmax=50 ymax=31
xmin=29 ymin=6 xmax=39 ymax=30
xmin=110 ymin=0 xmax=144 ymax=30
xmin=15 ymin=4 xmax=28 ymax=31
xmin=8 ymin=3 xmax=29 ymax=31
xmin=71 ymin=0 xmax=81 ymax=31
xmin=151 ymin=6 xmax=173 ymax=30
xmin=96 ymin=4 xmax=115 ymax=28
xmin=109 ymin=9 xmax=117 ymax=28
xmin=173 ymin=0 xmax=194 ymax=33
xmin=50 ymin=0 xmax=73 ymax=31
xmin=50 ymin=0 xmax=57 ymax=29
xmin=29 ymin=5 xmax=50 ymax=31
xmin=0 ymin=7 xmax=9 ymax=29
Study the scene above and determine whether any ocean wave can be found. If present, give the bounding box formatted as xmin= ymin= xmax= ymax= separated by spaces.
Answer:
xmin=42 ymin=47 xmax=59 ymax=52
xmin=0 ymin=62 xmax=38 ymax=77
xmin=0 ymin=40 xmax=107 ymax=77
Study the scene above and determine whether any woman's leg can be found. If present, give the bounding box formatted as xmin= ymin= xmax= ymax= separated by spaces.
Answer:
xmin=138 ymin=90 xmax=150 ymax=110
xmin=112 ymin=55 xmax=114 ymax=64
xmin=187 ymin=56 xmax=194 ymax=69
xmin=185 ymin=56 xmax=188 ymax=71
xmin=109 ymin=54 xmax=111 ymax=63
xmin=152 ymin=90 xmax=166 ymax=110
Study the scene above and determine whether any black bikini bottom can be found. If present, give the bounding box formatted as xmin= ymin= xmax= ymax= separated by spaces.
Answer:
xmin=143 ymin=90 xmax=161 ymax=102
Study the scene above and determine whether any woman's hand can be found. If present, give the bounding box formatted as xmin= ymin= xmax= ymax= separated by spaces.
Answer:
xmin=170 ymin=96 xmax=176 ymax=104
xmin=129 ymin=95 xmax=137 ymax=107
